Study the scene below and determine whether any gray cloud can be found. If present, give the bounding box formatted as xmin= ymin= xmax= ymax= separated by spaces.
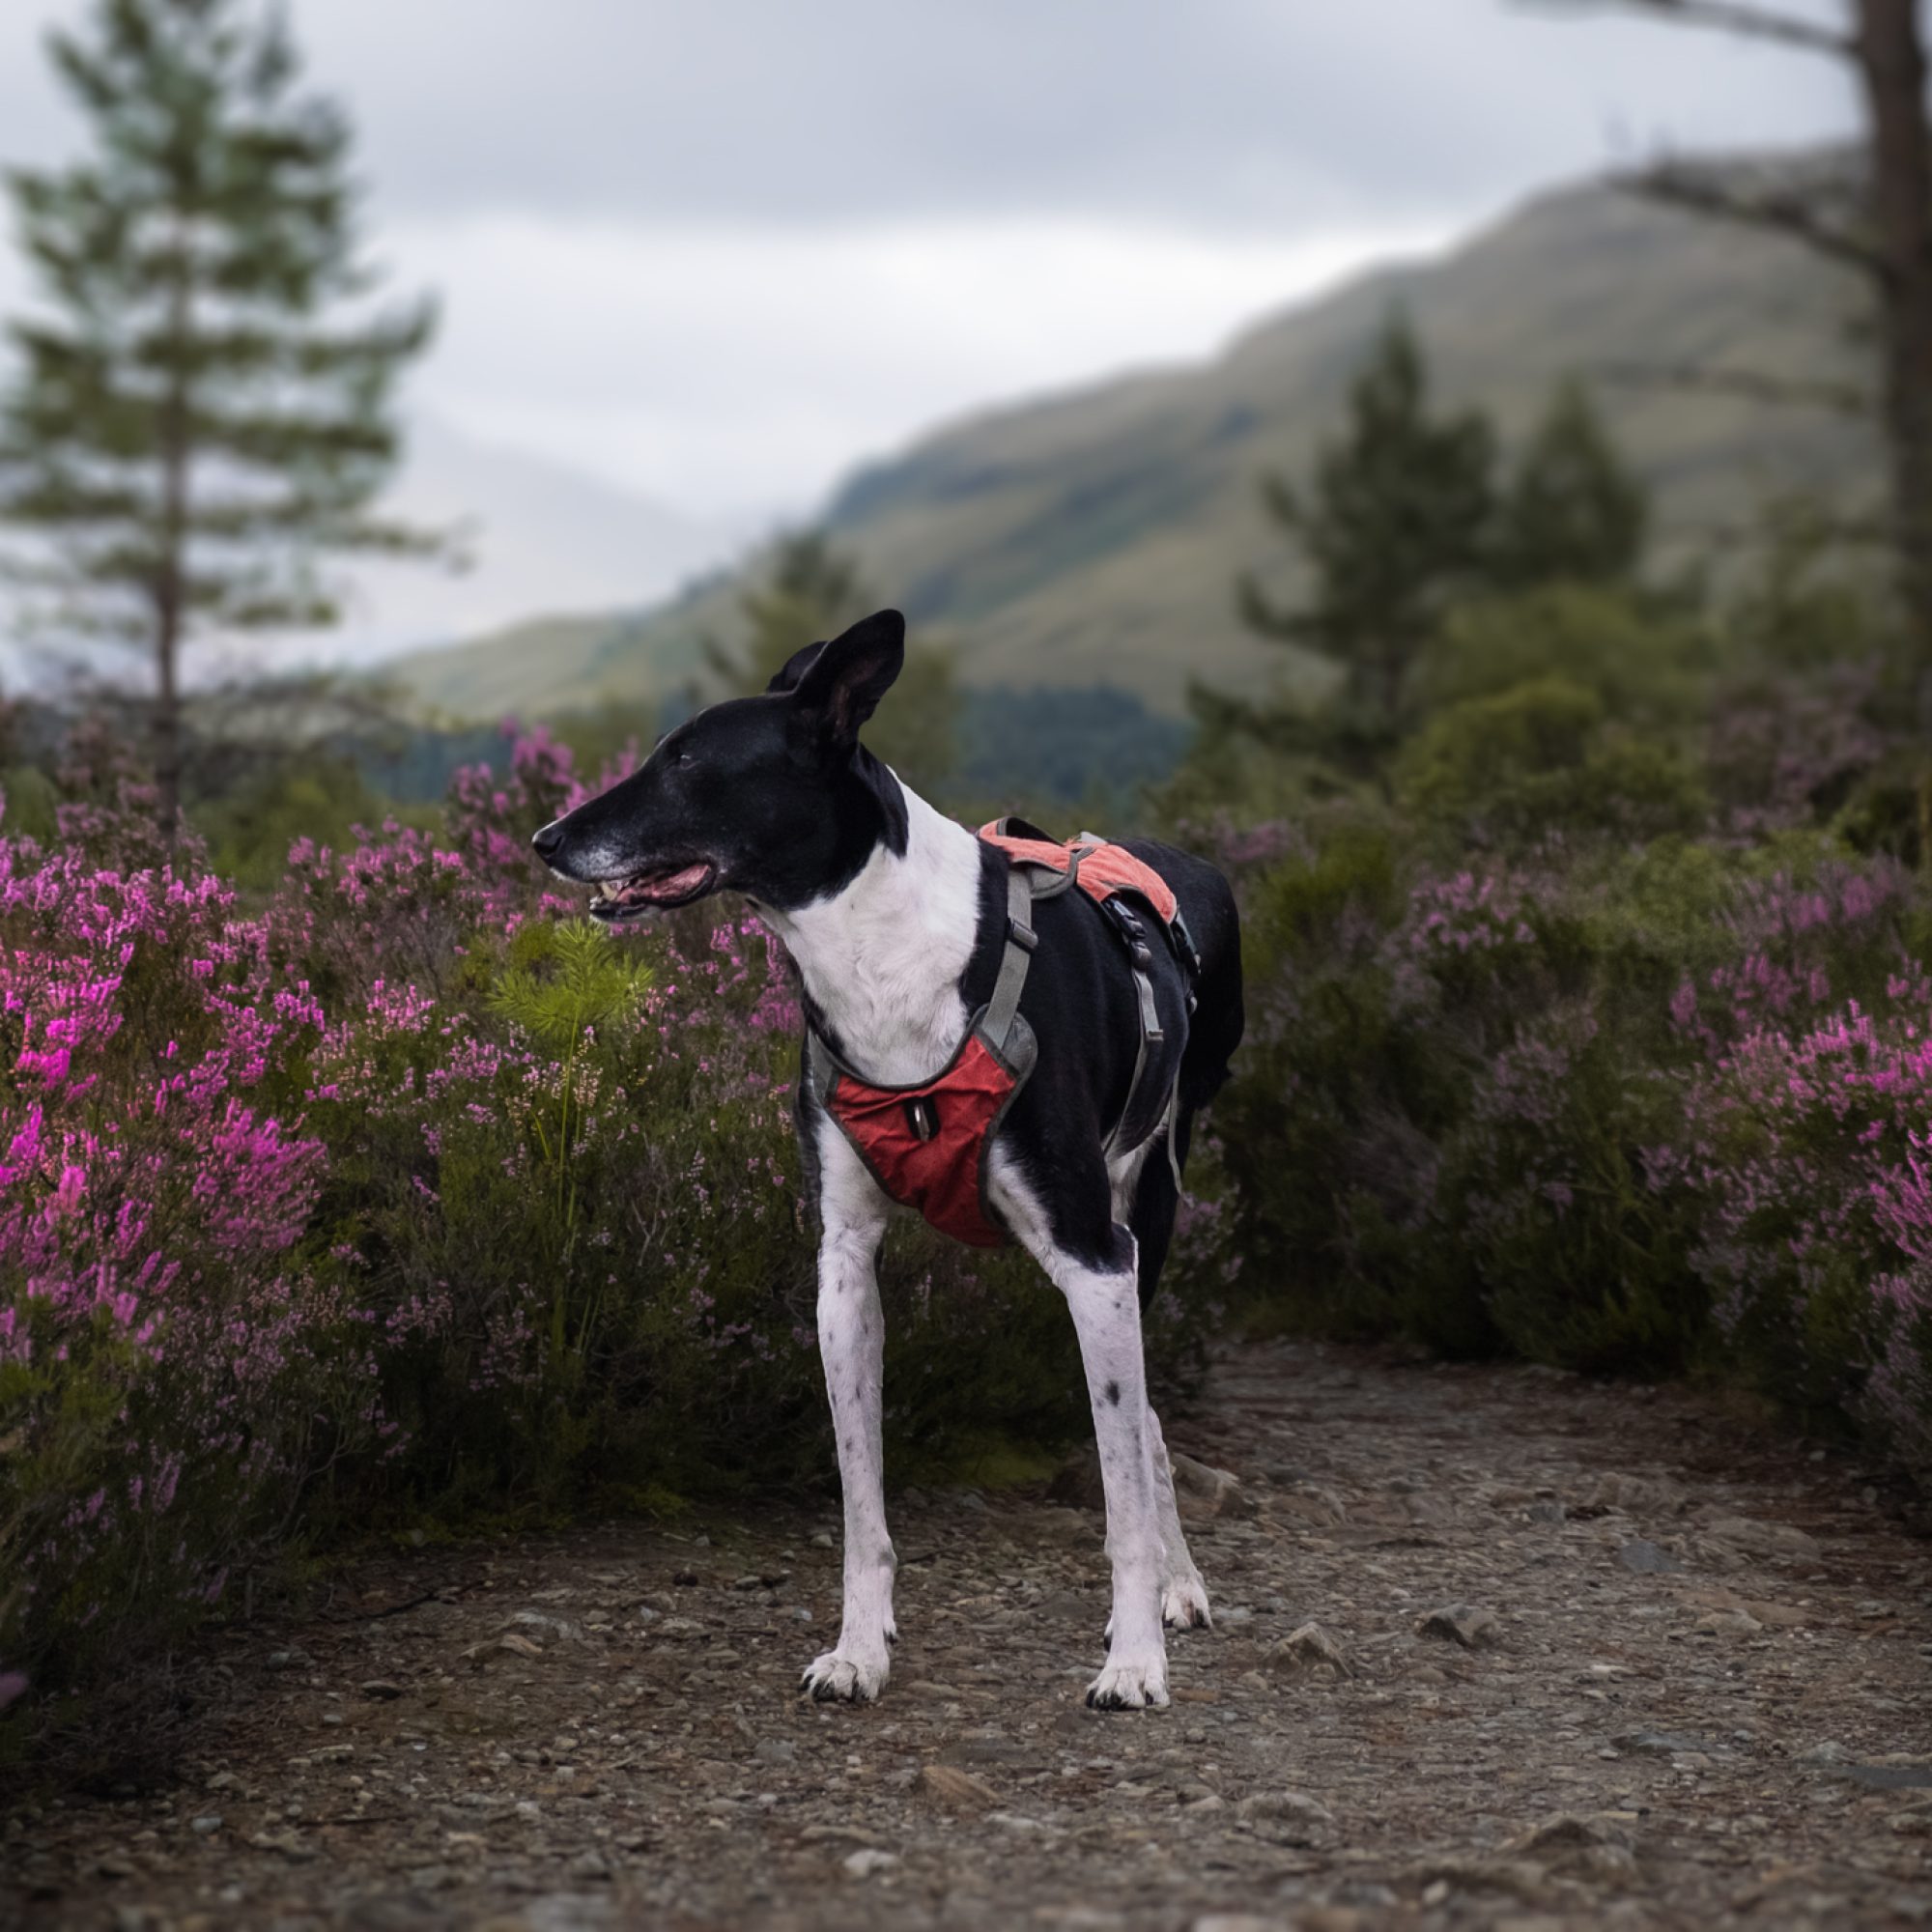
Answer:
xmin=0 ymin=1 xmax=1856 ymax=234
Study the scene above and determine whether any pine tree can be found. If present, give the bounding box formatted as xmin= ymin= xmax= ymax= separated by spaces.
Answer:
xmin=0 ymin=0 xmax=440 ymax=831
xmin=706 ymin=531 xmax=869 ymax=694
xmin=708 ymin=531 xmax=959 ymax=788
xmin=1493 ymin=379 xmax=1648 ymax=589
xmin=1238 ymin=313 xmax=1494 ymax=726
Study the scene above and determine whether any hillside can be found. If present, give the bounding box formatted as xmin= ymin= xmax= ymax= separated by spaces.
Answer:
xmin=389 ymin=159 xmax=1872 ymax=722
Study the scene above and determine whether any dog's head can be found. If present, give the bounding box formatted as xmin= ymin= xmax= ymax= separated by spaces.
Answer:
xmin=531 ymin=608 xmax=909 ymax=921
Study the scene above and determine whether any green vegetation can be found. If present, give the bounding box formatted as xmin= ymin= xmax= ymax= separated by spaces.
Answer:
xmin=0 ymin=0 xmax=440 ymax=826
xmin=1155 ymin=321 xmax=1930 ymax=1479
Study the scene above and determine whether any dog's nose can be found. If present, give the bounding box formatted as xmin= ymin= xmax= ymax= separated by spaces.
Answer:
xmin=531 ymin=819 xmax=566 ymax=861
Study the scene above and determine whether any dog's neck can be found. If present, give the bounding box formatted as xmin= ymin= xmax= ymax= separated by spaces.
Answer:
xmin=761 ymin=773 xmax=982 ymax=1086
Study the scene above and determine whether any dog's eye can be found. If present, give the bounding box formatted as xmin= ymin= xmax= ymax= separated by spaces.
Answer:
xmin=675 ymin=748 xmax=693 ymax=769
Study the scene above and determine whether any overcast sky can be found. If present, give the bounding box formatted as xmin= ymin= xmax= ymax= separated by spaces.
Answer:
xmin=0 ymin=0 xmax=1860 ymax=637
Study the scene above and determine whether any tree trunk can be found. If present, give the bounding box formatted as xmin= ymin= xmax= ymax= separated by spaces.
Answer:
xmin=1857 ymin=0 xmax=1932 ymax=670
xmin=154 ymin=227 xmax=192 ymax=841
xmin=153 ymin=587 xmax=182 ymax=836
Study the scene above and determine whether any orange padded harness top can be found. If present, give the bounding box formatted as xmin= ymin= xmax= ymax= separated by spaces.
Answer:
xmin=975 ymin=825 xmax=1179 ymax=925
xmin=801 ymin=822 xmax=1188 ymax=1249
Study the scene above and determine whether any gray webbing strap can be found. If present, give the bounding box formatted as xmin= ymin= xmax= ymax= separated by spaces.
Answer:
xmin=980 ymin=866 xmax=1037 ymax=1053
xmin=1132 ymin=964 xmax=1162 ymax=1041
xmin=805 ymin=1025 xmax=836 ymax=1100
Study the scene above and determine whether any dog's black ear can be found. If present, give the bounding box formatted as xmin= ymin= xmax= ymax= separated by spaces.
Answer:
xmin=790 ymin=610 xmax=905 ymax=749
xmin=765 ymin=639 xmax=827 ymax=694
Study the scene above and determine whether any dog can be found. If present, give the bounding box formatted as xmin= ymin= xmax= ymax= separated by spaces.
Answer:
xmin=532 ymin=609 xmax=1244 ymax=1709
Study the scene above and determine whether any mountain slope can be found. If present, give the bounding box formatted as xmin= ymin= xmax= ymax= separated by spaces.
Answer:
xmin=390 ymin=161 xmax=1872 ymax=721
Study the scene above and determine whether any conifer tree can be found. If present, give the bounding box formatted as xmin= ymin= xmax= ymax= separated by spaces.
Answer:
xmin=0 ymin=0 xmax=440 ymax=830
xmin=708 ymin=531 xmax=959 ymax=788
xmin=1238 ymin=314 xmax=1494 ymax=725
xmin=1493 ymin=379 xmax=1648 ymax=589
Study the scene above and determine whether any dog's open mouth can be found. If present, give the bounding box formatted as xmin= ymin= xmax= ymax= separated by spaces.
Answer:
xmin=588 ymin=861 xmax=718 ymax=921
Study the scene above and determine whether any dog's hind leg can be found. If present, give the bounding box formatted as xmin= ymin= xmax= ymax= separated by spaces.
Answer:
xmin=1146 ymin=1406 xmax=1211 ymax=1630
xmin=1117 ymin=1141 xmax=1211 ymax=1631
xmin=799 ymin=1137 xmax=897 ymax=1705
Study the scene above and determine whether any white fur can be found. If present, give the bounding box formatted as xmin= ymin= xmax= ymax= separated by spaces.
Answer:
xmin=798 ymin=1123 xmax=897 ymax=1703
xmin=760 ymin=781 xmax=982 ymax=1085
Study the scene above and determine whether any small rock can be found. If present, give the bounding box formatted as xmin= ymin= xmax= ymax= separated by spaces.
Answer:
xmin=843 ymin=1848 xmax=900 ymax=1879
xmin=1268 ymin=1621 xmax=1355 ymax=1681
xmin=189 ymin=1815 xmax=222 ymax=1835
xmin=567 ymin=1850 xmax=612 ymax=1882
xmin=1508 ymin=1811 xmax=1637 ymax=1865
xmin=1527 ymin=1500 xmax=1567 ymax=1524
xmin=917 ymin=1763 xmax=1001 ymax=1810
xmin=1616 ymin=1729 xmax=1718 ymax=1756
xmin=1416 ymin=1604 xmax=1502 ymax=1649
xmin=1799 ymin=1740 xmax=1850 ymax=1766
xmin=1694 ymin=1607 xmax=1763 ymax=1636
xmin=1236 ymin=1789 xmax=1333 ymax=1833
xmin=1584 ymin=1472 xmax=1687 ymax=1516
xmin=359 ymin=1679 xmax=404 ymax=1701
xmin=1698 ymin=1514 xmax=1822 ymax=1561
xmin=1272 ymin=1481 xmax=1348 ymax=1525
xmin=1170 ymin=1453 xmax=1255 ymax=1520
xmin=1618 ymin=1539 xmax=1681 ymax=1576
xmin=462 ymin=1633 xmax=542 ymax=1666
xmin=504 ymin=1609 xmax=582 ymax=1641
xmin=753 ymin=1738 xmax=796 ymax=1768
xmin=95 ymin=1854 xmax=138 ymax=1879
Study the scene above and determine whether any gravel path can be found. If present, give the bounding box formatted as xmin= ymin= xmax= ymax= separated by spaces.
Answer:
xmin=6 ymin=1340 xmax=1930 ymax=1931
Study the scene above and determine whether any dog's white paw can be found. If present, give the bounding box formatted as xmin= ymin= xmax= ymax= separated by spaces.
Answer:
xmin=800 ymin=1647 xmax=889 ymax=1704
xmin=1085 ymin=1654 xmax=1169 ymax=1711
xmin=1162 ymin=1572 xmax=1212 ymax=1631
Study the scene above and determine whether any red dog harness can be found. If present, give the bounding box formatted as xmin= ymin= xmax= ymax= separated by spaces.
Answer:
xmin=803 ymin=822 xmax=1193 ymax=1247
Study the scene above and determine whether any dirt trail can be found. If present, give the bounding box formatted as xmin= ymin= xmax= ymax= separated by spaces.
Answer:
xmin=5 ymin=1340 xmax=1930 ymax=1932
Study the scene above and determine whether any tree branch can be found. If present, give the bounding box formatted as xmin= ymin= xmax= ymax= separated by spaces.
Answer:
xmin=1631 ymin=160 xmax=1885 ymax=277
xmin=1598 ymin=358 xmax=1871 ymax=415
xmin=1521 ymin=0 xmax=1856 ymax=59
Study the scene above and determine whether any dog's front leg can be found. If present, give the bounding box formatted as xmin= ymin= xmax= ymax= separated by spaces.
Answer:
xmin=800 ymin=1200 xmax=896 ymax=1703
xmin=1050 ymin=1232 xmax=1170 ymax=1711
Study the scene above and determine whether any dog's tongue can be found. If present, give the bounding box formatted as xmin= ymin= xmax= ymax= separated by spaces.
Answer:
xmin=622 ymin=862 xmax=710 ymax=904
xmin=652 ymin=863 xmax=710 ymax=899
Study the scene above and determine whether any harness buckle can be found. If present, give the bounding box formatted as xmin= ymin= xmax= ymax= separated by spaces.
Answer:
xmin=1007 ymin=916 xmax=1038 ymax=952
xmin=904 ymin=1096 xmax=940 ymax=1142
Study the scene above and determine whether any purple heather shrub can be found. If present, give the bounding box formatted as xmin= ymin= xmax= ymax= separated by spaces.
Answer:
xmin=1 ymin=724 xmax=1120 ymax=1753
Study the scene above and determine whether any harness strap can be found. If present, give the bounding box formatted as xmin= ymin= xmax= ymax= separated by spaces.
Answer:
xmin=980 ymin=865 xmax=1038 ymax=1053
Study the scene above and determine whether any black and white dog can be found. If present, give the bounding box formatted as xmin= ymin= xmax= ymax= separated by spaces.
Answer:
xmin=532 ymin=610 xmax=1243 ymax=1710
